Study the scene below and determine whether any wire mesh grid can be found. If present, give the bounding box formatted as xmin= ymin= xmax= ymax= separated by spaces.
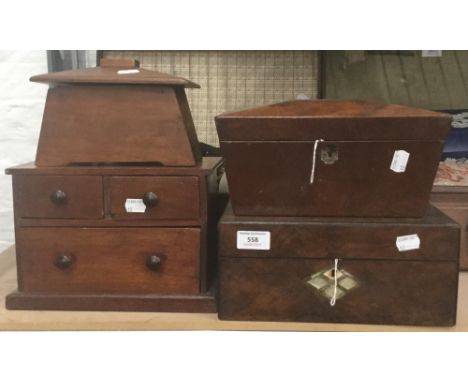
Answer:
xmin=104 ymin=51 xmax=320 ymax=146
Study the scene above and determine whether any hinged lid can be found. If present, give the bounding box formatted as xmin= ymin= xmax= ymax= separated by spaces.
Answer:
xmin=216 ymin=100 xmax=452 ymax=141
xmin=30 ymin=58 xmax=199 ymax=88
xmin=218 ymin=203 xmax=459 ymax=262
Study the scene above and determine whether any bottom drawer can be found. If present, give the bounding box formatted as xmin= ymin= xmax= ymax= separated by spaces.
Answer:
xmin=16 ymin=228 xmax=200 ymax=294
xmin=219 ymin=258 xmax=458 ymax=326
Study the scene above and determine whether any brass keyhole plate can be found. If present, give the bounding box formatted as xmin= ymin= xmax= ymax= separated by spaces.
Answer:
xmin=320 ymin=144 xmax=338 ymax=164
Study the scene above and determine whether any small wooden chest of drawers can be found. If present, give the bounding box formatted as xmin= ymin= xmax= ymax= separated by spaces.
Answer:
xmin=6 ymin=158 xmax=222 ymax=312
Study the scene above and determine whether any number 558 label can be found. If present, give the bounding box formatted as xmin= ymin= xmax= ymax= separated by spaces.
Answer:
xmin=237 ymin=231 xmax=271 ymax=250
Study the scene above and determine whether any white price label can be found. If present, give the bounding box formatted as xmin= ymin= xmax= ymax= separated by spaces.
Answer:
xmin=237 ymin=231 xmax=271 ymax=250
xmin=117 ymin=69 xmax=140 ymax=75
xmin=396 ymin=234 xmax=420 ymax=252
xmin=390 ymin=150 xmax=410 ymax=173
xmin=125 ymin=198 xmax=146 ymax=213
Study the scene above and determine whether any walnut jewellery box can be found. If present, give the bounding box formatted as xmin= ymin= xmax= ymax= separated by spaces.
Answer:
xmin=5 ymin=59 xmax=222 ymax=312
xmin=217 ymin=204 xmax=459 ymax=326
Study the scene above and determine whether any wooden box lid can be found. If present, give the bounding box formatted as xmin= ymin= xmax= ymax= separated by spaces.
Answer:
xmin=216 ymin=100 xmax=452 ymax=141
xmin=218 ymin=203 xmax=459 ymax=261
xmin=33 ymin=58 xmax=201 ymax=167
xmin=31 ymin=58 xmax=200 ymax=88
xmin=216 ymin=100 xmax=451 ymax=218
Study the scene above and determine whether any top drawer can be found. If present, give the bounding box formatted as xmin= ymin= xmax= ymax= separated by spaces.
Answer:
xmin=14 ymin=175 xmax=103 ymax=219
xmin=109 ymin=176 xmax=200 ymax=221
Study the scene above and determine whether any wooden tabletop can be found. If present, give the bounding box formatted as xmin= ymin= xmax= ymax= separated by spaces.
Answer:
xmin=1 ymin=245 xmax=467 ymax=331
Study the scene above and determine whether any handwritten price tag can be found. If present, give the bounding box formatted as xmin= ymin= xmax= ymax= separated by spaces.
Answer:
xmin=390 ymin=150 xmax=410 ymax=173
xmin=396 ymin=234 xmax=420 ymax=252
xmin=125 ymin=199 xmax=146 ymax=213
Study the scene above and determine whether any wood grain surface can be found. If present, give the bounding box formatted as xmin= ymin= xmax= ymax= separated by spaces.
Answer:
xmin=219 ymin=204 xmax=459 ymax=261
xmin=217 ymin=203 xmax=459 ymax=326
xmin=5 ymin=157 xmax=222 ymax=176
xmin=14 ymin=175 xmax=103 ymax=219
xmin=216 ymin=100 xmax=451 ymax=141
xmin=431 ymin=186 xmax=468 ymax=270
xmin=0 ymin=246 xmax=467 ymax=331
xmin=5 ymin=158 xmax=223 ymax=312
xmin=109 ymin=176 xmax=200 ymax=221
xmin=30 ymin=66 xmax=200 ymax=88
xmin=36 ymin=85 xmax=200 ymax=166
xmin=218 ymin=258 xmax=458 ymax=326
xmin=221 ymin=140 xmax=444 ymax=217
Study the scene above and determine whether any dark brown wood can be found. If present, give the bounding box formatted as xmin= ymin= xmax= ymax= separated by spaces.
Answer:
xmin=219 ymin=204 xmax=459 ymax=262
xmin=8 ymin=159 xmax=222 ymax=230
xmin=5 ymin=157 xmax=222 ymax=176
xmin=221 ymin=140 xmax=443 ymax=217
xmin=109 ymin=176 xmax=200 ymax=221
xmin=30 ymin=66 xmax=199 ymax=88
xmin=217 ymin=204 xmax=459 ymax=326
xmin=216 ymin=99 xmax=451 ymax=141
xmin=14 ymin=175 xmax=103 ymax=219
xmin=216 ymin=100 xmax=451 ymax=217
xmin=218 ymin=258 xmax=458 ymax=326
xmin=431 ymin=185 xmax=468 ymax=270
xmin=6 ymin=289 xmax=217 ymax=313
xmin=6 ymin=61 xmax=222 ymax=313
xmin=16 ymin=218 xmax=201 ymax=228
xmin=6 ymin=158 xmax=223 ymax=312
xmin=36 ymin=85 xmax=200 ymax=167
xmin=16 ymin=227 xmax=200 ymax=294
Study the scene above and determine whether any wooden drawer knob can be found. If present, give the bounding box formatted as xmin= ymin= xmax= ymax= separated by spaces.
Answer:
xmin=54 ymin=254 xmax=73 ymax=270
xmin=146 ymin=255 xmax=162 ymax=271
xmin=143 ymin=192 xmax=158 ymax=207
xmin=50 ymin=189 xmax=67 ymax=205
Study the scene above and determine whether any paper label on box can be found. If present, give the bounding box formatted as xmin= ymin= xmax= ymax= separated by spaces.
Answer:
xmin=125 ymin=198 xmax=146 ymax=213
xmin=390 ymin=150 xmax=410 ymax=173
xmin=396 ymin=234 xmax=420 ymax=252
xmin=117 ymin=69 xmax=140 ymax=75
xmin=237 ymin=231 xmax=271 ymax=250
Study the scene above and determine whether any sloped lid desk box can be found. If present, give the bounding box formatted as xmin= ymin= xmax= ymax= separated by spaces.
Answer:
xmin=217 ymin=203 xmax=459 ymax=326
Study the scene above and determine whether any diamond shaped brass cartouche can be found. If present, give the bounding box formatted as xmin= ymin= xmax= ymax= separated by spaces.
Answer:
xmin=306 ymin=266 xmax=359 ymax=302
